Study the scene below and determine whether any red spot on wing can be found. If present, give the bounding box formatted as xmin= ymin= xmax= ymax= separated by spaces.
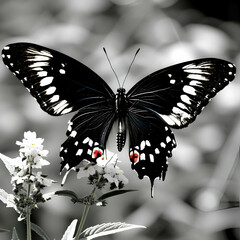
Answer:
xmin=92 ymin=148 xmax=103 ymax=159
xmin=130 ymin=152 xmax=139 ymax=164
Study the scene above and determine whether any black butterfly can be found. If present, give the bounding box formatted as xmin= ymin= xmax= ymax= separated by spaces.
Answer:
xmin=2 ymin=43 xmax=236 ymax=196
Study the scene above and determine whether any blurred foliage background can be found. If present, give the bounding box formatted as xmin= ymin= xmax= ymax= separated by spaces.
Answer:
xmin=0 ymin=0 xmax=240 ymax=239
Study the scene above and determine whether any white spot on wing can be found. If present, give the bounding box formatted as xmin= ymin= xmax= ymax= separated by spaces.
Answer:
xmin=146 ymin=140 xmax=151 ymax=146
xmin=40 ymin=76 xmax=54 ymax=86
xmin=26 ymin=48 xmax=53 ymax=58
xmin=53 ymin=100 xmax=69 ymax=114
xmin=140 ymin=141 xmax=145 ymax=150
xmin=160 ymin=142 xmax=166 ymax=148
xmin=68 ymin=121 xmax=73 ymax=131
xmin=28 ymin=55 xmax=50 ymax=61
xmin=187 ymin=74 xmax=208 ymax=81
xmin=166 ymin=136 xmax=171 ymax=143
xmin=59 ymin=69 xmax=66 ymax=74
xmin=70 ymin=130 xmax=77 ymax=138
xmin=76 ymin=149 xmax=83 ymax=156
xmin=183 ymin=86 xmax=197 ymax=95
xmin=45 ymin=86 xmax=56 ymax=95
xmin=61 ymin=107 xmax=73 ymax=114
xmin=29 ymin=62 xmax=49 ymax=68
xmin=181 ymin=94 xmax=191 ymax=104
xmin=177 ymin=102 xmax=188 ymax=110
xmin=172 ymin=106 xmax=184 ymax=115
xmin=184 ymin=68 xmax=210 ymax=74
xmin=149 ymin=154 xmax=154 ymax=163
xmin=37 ymin=71 xmax=48 ymax=77
xmin=87 ymin=149 xmax=92 ymax=155
xmin=160 ymin=114 xmax=176 ymax=126
xmin=189 ymin=80 xmax=200 ymax=86
xmin=89 ymin=139 xmax=93 ymax=147
xmin=50 ymin=95 xmax=60 ymax=103
xmin=3 ymin=46 xmax=10 ymax=50
xmin=83 ymin=137 xmax=90 ymax=144
xmin=155 ymin=148 xmax=160 ymax=154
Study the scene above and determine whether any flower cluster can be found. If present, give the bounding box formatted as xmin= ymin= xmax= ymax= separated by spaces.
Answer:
xmin=77 ymin=151 xmax=128 ymax=193
xmin=0 ymin=131 xmax=55 ymax=221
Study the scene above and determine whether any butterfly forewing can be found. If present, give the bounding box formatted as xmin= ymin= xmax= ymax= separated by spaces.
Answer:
xmin=2 ymin=43 xmax=114 ymax=116
xmin=127 ymin=58 xmax=236 ymax=128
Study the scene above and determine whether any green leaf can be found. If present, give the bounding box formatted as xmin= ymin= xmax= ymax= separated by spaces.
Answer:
xmin=31 ymin=222 xmax=50 ymax=240
xmin=61 ymin=219 xmax=78 ymax=240
xmin=80 ymin=222 xmax=146 ymax=240
xmin=55 ymin=190 xmax=79 ymax=203
xmin=98 ymin=190 xmax=136 ymax=201
xmin=11 ymin=227 xmax=20 ymax=240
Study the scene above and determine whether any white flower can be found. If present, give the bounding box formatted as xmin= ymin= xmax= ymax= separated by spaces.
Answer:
xmin=16 ymin=131 xmax=50 ymax=169
xmin=75 ymin=150 xmax=128 ymax=192
xmin=96 ymin=150 xmax=118 ymax=167
xmin=16 ymin=131 xmax=49 ymax=160
xmin=35 ymin=172 xmax=55 ymax=187
xmin=77 ymin=161 xmax=96 ymax=179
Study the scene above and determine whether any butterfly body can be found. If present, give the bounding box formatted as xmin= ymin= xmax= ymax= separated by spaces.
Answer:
xmin=115 ymin=88 xmax=127 ymax=151
xmin=2 ymin=42 xmax=236 ymax=195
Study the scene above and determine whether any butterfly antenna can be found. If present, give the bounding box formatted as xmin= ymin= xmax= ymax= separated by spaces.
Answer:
xmin=103 ymin=48 xmax=121 ymax=88
xmin=122 ymin=48 xmax=140 ymax=88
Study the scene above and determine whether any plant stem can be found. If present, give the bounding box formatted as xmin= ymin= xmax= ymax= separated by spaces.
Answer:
xmin=74 ymin=204 xmax=91 ymax=240
xmin=74 ymin=188 xmax=96 ymax=240
xmin=26 ymin=208 xmax=32 ymax=240
xmin=26 ymin=162 xmax=32 ymax=240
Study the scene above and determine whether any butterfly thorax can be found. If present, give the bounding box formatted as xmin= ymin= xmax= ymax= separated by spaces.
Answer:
xmin=115 ymin=88 xmax=127 ymax=151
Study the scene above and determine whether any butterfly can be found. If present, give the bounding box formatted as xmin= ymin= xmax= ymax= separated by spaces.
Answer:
xmin=2 ymin=42 xmax=236 ymax=196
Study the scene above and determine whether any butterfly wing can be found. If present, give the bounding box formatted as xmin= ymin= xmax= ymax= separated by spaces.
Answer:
xmin=2 ymin=42 xmax=116 ymax=171
xmin=127 ymin=58 xmax=236 ymax=128
xmin=126 ymin=58 xmax=236 ymax=191
xmin=127 ymin=106 xmax=176 ymax=196
xmin=60 ymin=101 xmax=116 ymax=171
xmin=2 ymin=43 xmax=114 ymax=116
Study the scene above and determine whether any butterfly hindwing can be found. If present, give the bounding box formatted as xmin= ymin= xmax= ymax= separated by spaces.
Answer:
xmin=60 ymin=101 xmax=116 ymax=171
xmin=127 ymin=107 xmax=176 ymax=193
xmin=127 ymin=58 xmax=236 ymax=128
xmin=2 ymin=43 xmax=114 ymax=116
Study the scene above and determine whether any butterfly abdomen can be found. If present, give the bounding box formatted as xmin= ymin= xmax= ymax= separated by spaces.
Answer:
xmin=116 ymin=118 xmax=126 ymax=151
xmin=115 ymin=88 xmax=127 ymax=151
